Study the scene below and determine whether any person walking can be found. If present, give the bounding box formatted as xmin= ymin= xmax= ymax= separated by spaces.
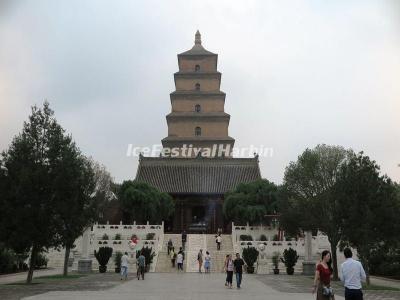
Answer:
xmin=340 ymin=248 xmax=366 ymax=300
xmin=312 ymin=250 xmax=335 ymax=300
xmin=204 ymin=251 xmax=211 ymax=273
xmin=216 ymin=234 xmax=222 ymax=251
xmin=197 ymin=249 xmax=203 ymax=273
xmin=181 ymin=231 xmax=187 ymax=250
xmin=223 ymin=254 xmax=229 ymax=286
xmin=224 ymin=254 xmax=234 ymax=289
xmin=137 ymin=250 xmax=146 ymax=280
xmin=167 ymin=238 xmax=173 ymax=255
xmin=177 ymin=251 xmax=184 ymax=271
xmin=178 ymin=247 xmax=185 ymax=259
xmin=170 ymin=247 xmax=176 ymax=268
xmin=233 ymin=253 xmax=245 ymax=289
xmin=120 ymin=252 xmax=129 ymax=280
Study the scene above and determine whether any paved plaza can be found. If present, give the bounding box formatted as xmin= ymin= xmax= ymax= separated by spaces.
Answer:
xmin=23 ymin=273 xmax=339 ymax=300
xmin=1 ymin=272 xmax=399 ymax=300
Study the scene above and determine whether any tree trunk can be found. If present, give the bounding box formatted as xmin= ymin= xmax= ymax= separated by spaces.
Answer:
xmin=329 ymin=239 xmax=339 ymax=280
xmin=27 ymin=246 xmax=38 ymax=284
xmin=63 ymin=245 xmax=71 ymax=277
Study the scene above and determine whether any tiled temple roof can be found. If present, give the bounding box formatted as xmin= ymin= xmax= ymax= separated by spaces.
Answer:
xmin=135 ymin=156 xmax=261 ymax=194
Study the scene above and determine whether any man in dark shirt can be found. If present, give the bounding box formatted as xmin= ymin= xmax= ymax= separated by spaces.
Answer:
xmin=233 ymin=253 xmax=245 ymax=289
xmin=181 ymin=231 xmax=187 ymax=250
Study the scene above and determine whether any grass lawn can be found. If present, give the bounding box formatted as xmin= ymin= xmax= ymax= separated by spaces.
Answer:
xmin=6 ymin=273 xmax=86 ymax=285
xmin=363 ymin=283 xmax=400 ymax=291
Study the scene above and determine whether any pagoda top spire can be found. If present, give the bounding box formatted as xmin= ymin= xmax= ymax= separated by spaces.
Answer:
xmin=178 ymin=30 xmax=216 ymax=56
xmin=195 ymin=30 xmax=201 ymax=45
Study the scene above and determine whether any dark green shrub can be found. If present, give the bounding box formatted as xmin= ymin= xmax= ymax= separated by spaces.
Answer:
xmin=242 ymin=246 xmax=259 ymax=273
xmin=114 ymin=251 xmax=123 ymax=273
xmin=0 ymin=248 xmax=17 ymax=274
xmin=136 ymin=247 xmax=156 ymax=270
xmin=146 ymin=233 xmax=155 ymax=240
xmin=34 ymin=252 xmax=48 ymax=269
xmin=114 ymin=251 xmax=123 ymax=267
xmin=94 ymin=247 xmax=113 ymax=272
xmin=102 ymin=233 xmax=109 ymax=240
xmin=272 ymin=251 xmax=280 ymax=269
xmin=280 ymin=248 xmax=299 ymax=275
xmin=114 ymin=233 xmax=121 ymax=240
xmin=259 ymin=234 xmax=267 ymax=241
xmin=239 ymin=234 xmax=253 ymax=241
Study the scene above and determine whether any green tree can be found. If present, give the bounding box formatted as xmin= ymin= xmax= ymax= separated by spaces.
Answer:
xmin=223 ymin=179 xmax=279 ymax=225
xmin=119 ymin=181 xmax=174 ymax=224
xmin=52 ymin=154 xmax=98 ymax=277
xmin=0 ymin=102 xmax=68 ymax=283
xmin=335 ymin=152 xmax=400 ymax=284
xmin=279 ymin=144 xmax=352 ymax=280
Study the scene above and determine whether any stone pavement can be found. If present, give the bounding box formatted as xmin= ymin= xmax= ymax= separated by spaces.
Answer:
xmin=22 ymin=273 xmax=344 ymax=300
xmin=256 ymin=274 xmax=400 ymax=300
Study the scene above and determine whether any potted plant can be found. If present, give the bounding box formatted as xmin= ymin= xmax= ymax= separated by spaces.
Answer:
xmin=102 ymin=233 xmax=109 ymax=240
xmin=280 ymin=248 xmax=299 ymax=275
xmin=136 ymin=247 xmax=156 ymax=272
xmin=272 ymin=251 xmax=280 ymax=274
xmin=114 ymin=251 xmax=123 ymax=273
xmin=94 ymin=246 xmax=113 ymax=273
xmin=114 ymin=233 xmax=121 ymax=240
xmin=146 ymin=232 xmax=155 ymax=240
xmin=242 ymin=246 xmax=259 ymax=274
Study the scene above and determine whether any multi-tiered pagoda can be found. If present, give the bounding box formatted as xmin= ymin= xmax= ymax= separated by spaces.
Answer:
xmin=135 ymin=31 xmax=261 ymax=233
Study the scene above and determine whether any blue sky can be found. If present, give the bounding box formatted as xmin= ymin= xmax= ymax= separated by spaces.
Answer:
xmin=1 ymin=0 xmax=399 ymax=183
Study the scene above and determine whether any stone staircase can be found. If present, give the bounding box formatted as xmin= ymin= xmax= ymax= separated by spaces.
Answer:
xmin=185 ymin=234 xmax=206 ymax=272
xmin=181 ymin=234 xmax=233 ymax=273
xmin=155 ymin=234 xmax=185 ymax=272
xmin=205 ymin=234 xmax=233 ymax=273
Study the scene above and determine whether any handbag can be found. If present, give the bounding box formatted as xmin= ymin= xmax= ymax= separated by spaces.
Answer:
xmin=322 ymin=285 xmax=334 ymax=297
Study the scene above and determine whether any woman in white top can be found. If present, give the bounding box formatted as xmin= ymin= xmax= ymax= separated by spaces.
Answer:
xmin=225 ymin=254 xmax=234 ymax=288
xmin=177 ymin=252 xmax=184 ymax=271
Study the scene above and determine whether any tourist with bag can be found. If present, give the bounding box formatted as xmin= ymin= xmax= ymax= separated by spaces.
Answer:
xmin=224 ymin=254 xmax=234 ymax=289
xmin=312 ymin=250 xmax=335 ymax=300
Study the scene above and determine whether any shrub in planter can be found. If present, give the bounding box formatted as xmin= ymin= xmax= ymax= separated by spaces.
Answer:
xmin=114 ymin=233 xmax=121 ymax=240
xmin=136 ymin=247 xmax=156 ymax=272
xmin=272 ymin=251 xmax=280 ymax=274
xmin=280 ymin=248 xmax=299 ymax=275
xmin=242 ymin=246 xmax=259 ymax=274
xmin=259 ymin=234 xmax=267 ymax=241
xmin=146 ymin=232 xmax=155 ymax=240
xmin=102 ymin=233 xmax=109 ymax=240
xmin=34 ymin=253 xmax=48 ymax=269
xmin=114 ymin=251 xmax=123 ymax=273
xmin=94 ymin=247 xmax=113 ymax=273
xmin=239 ymin=234 xmax=253 ymax=241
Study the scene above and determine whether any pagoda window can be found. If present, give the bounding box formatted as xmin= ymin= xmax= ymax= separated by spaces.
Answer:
xmin=195 ymin=83 xmax=200 ymax=91
xmin=195 ymin=104 xmax=201 ymax=112
xmin=195 ymin=127 xmax=201 ymax=136
xmin=195 ymin=64 xmax=200 ymax=72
